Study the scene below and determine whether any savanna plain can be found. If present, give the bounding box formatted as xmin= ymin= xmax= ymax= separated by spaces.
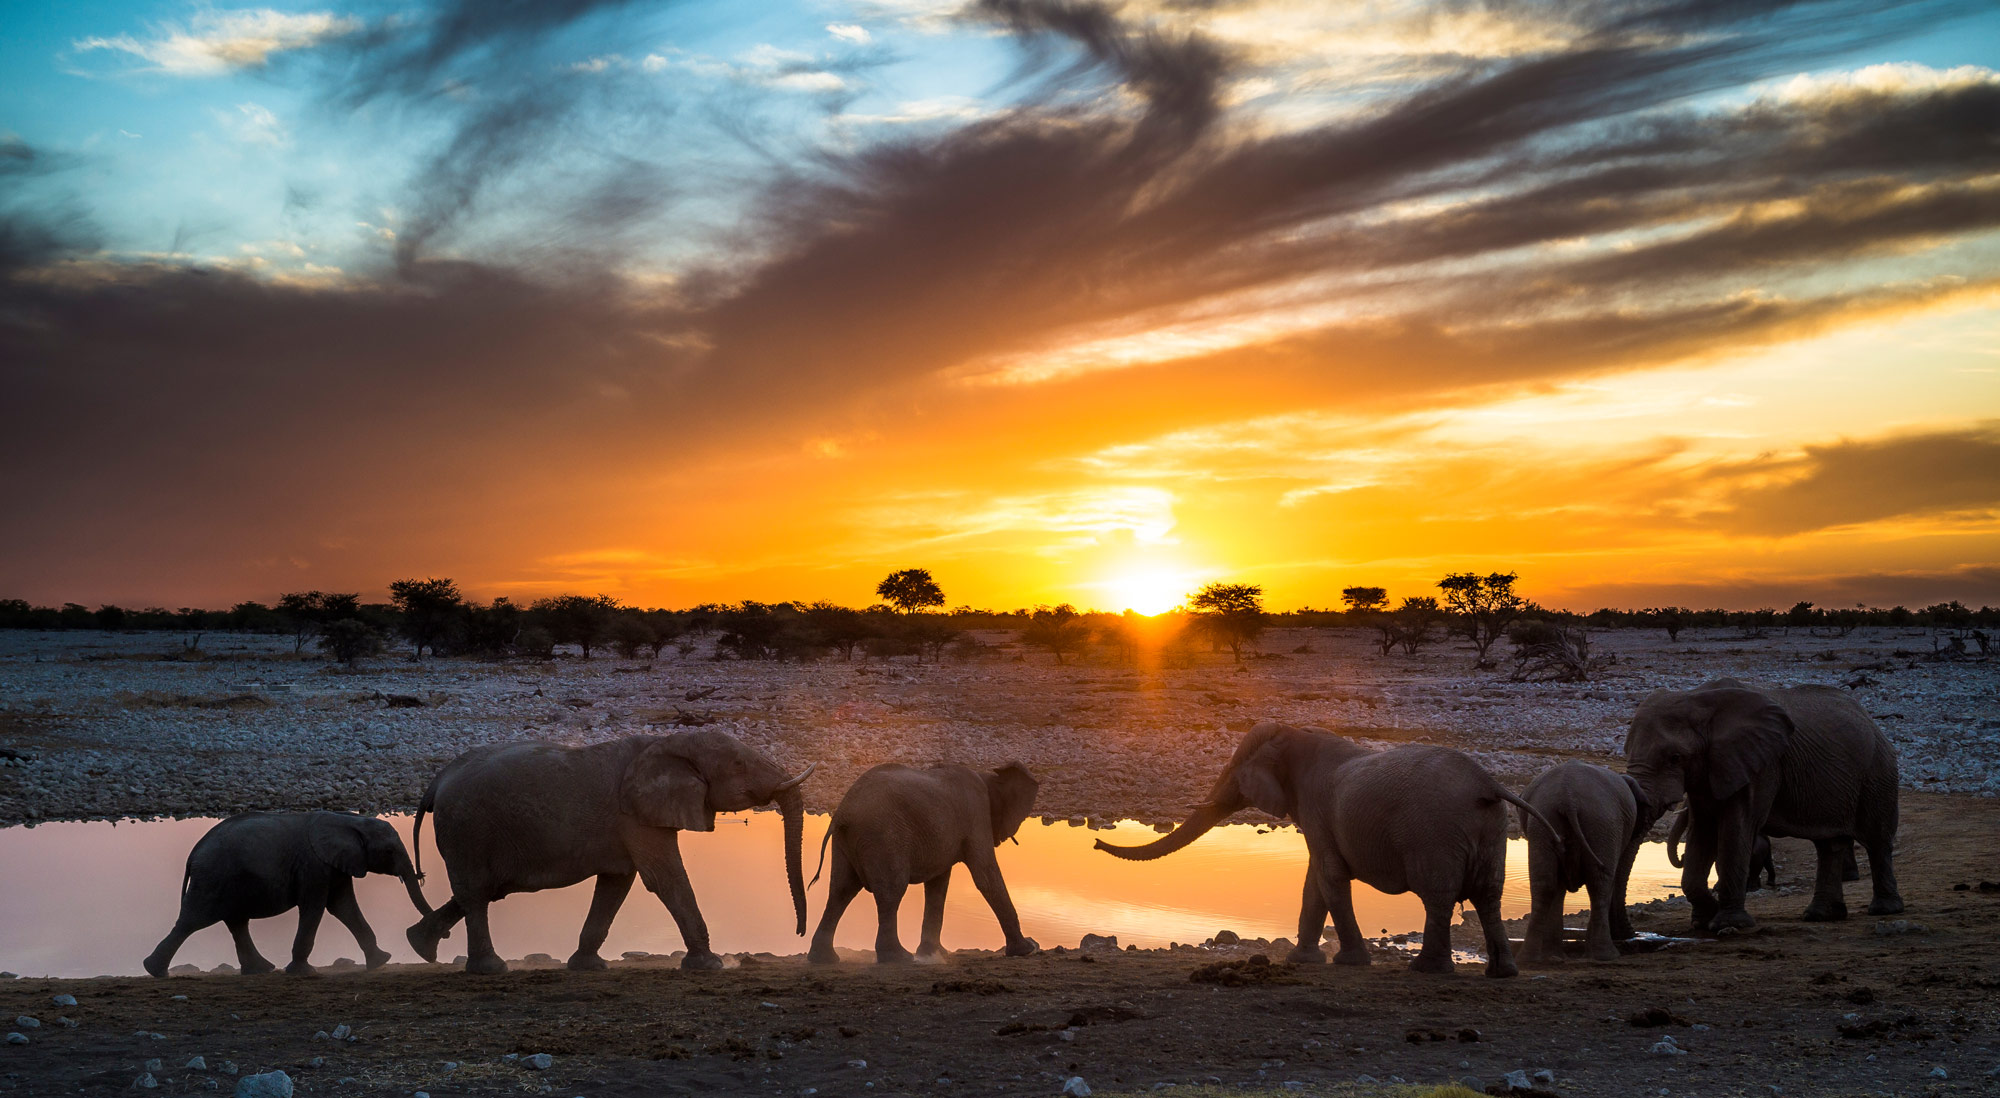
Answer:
xmin=1 ymin=627 xmax=1996 ymax=1097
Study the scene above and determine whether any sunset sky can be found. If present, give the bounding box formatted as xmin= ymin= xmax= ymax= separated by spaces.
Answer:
xmin=3 ymin=0 xmax=1998 ymax=613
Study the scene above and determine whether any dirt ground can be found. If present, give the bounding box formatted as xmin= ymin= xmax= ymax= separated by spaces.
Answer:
xmin=3 ymin=791 xmax=1995 ymax=1098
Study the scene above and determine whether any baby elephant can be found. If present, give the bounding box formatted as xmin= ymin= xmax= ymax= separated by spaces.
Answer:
xmin=1519 ymin=761 xmax=1646 ymax=963
xmin=1667 ymin=809 xmax=1859 ymax=890
xmin=145 ymin=811 xmax=432 ymax=977
xmin=808 ymin=762 xmax=1041 ymax=963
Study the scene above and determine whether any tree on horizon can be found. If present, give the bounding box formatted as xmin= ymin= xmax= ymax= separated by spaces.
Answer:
xmin=876 ymin=568 xmax=945 ymax=614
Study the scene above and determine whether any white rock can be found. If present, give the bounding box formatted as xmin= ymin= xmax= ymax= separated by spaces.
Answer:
xmin=51 ymin=994 xmax=76 ymax=1007
xmin=1062 ymin=1078 xmax=1092 ymax=1097
xmin=329 ymin=1024 xmax=351 ymax=1040
xmin=846 ymin=1060 xmax=868 ymax=1069
xmin=186 ymin=1056 xmax=208 ymax=1071
xmin=1930 ymin=1067 xmax=1948 ymax=1079
xmin=14 ymin=1017 xmax=38 ymax=1028
xmin=134 ymin=1073 xmax=158 ymax=1089
xmin=1503 ymin=1069 xmax=1531 ymax=1090
xmin=234 ymin=1070 xmax=293 ymax=1098
xmin=146 ymin=1059 xmax=164 ymax=1072
xmin=4 ymin=1033 xmax=26 ymax=1046
xmin=525 ymin=1053 xmax=553 ymax=1070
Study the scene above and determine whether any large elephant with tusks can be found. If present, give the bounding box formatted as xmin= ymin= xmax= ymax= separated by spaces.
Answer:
xmin=407 ymin=731 xmax=815 ymax=973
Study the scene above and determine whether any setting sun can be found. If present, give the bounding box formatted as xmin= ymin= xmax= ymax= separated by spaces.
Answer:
xmin=1099 ymin=566 xmax=1194 ymax=615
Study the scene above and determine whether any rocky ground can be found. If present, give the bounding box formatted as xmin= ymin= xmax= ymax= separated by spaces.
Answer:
xmin=0 ymin=626 xmax=1994 ymax=827
xmin=2 ymin=791 xmax=1996 ymax=1097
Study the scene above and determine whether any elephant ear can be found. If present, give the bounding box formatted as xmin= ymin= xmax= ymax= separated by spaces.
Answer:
xmin=986 ymin=762 xmax=1040 ymax=839
xmin=1231 ymin=738 xmax=1292 ymax=819
xmin=308 ymin=813 xmax=369 ymax=878
xmin=621 ymin=742 xmax=715 ymax=832
xmin=1700 ymin=688 xmax=1791 ymax=801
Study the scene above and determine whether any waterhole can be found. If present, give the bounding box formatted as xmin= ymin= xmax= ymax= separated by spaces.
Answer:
xmin=0 ymin=813 xmax=1685 ymax=976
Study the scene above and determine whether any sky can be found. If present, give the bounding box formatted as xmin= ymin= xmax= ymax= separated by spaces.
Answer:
xmin=2 ymin=0 xmax=1998 ymax=614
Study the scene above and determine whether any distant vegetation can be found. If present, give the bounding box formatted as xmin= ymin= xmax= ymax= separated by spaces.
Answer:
xmin=1 ymin=569 xmax=1993 ymax=674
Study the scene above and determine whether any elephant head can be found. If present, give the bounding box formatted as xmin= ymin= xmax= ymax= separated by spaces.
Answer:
xmin=983 ymin=762 xmax=1040 ymax=845
xmin=1623 ymin=684 xmax=1792 ymax=822
xmin=1094 ymin=723 xmax=1353 ymax=861
xmin=308 ymin=812 xmax=432 ymax=916
xmin=619 ymin=730 xmax=817 ymax=934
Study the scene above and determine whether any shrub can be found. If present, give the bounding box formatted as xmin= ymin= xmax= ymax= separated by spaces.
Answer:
xmin=319 ymin=619 xmax=385 ymax=666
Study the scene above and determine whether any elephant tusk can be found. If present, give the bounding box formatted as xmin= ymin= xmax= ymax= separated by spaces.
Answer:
xmin=773 ymin=762 xmax=818 ymax=794
xmin=1009 ymin=836 xmax=1020 ymax=845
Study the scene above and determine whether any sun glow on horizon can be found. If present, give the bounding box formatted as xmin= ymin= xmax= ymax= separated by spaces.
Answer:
xmin=1098 ymin=565 xmax=1198 ymax=615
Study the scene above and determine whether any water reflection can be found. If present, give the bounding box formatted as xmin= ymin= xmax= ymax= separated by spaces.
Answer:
xmin=0 ymin=813 xmax=1684 ymax=977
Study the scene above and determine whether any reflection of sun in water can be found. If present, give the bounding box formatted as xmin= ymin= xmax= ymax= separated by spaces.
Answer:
xmin=1104 ymin=567 xmax=1190 ymax=615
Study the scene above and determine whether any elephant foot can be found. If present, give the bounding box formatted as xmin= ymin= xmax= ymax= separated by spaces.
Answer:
xmin=239 ymin=957 xmax=277 ymax=976
xmin=1003 ymin=937 xmax=1040 ymax=958
xmin=464 ymin=954 xmax=509 ymax=976
xmin=1866 ymin=896 xmax=1904 ymax=916
xmin=1708 ymin=908 xmax=1757 ymax=932
xmin=1332 ymin=947 xmax=1372 ymax=967
xmin=566 ymin=951 xmax=609 ymax=972
xmin=364 ymin=947 xmax=392 ymax=970
xmin=1285 ymin=945 xmax=1326 ymax=965
xmin=808 ymin=944 xmax=841 ymax=966
xmin=284 ymin=960 xmax=319 ymax=976
xmin=1408 ymin=951 xmax=1457 ymax=976
xmin=406 ymin=921 xmax=443 ymax=964
xmin=142 ymin=954 xmax=170 ymax=979
xmin=1611 ymin=920 xmax=1635 ymax=942
xmin=874 ymin=945 xmax=916 ymax=964
xmin=1800 ymin=900 xmax=1848 ymax=922
xmin=680 ymin=950 xmax=724 ymax=971
xmin=1484 ymin=956 xmax=1518 ymax=979
xmin=915 ymin=946 xmax=952 ymax=964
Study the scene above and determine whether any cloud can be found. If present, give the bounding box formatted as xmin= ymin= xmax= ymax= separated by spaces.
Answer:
xmin=215 ymin=102 xmax=289 ymax=147
xmin=827 ymin=23 xmax=873 ymax=44
xmin=1704 ymin=426 xmax=2000 ymax=536
xmin=73 ymin=9 xmax=359 ymax=76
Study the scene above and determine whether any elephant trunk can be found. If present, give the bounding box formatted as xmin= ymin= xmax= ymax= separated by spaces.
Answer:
xmin=1093 ymin=802 xmax=1230 ymax=861
xmin=777 ymin=786 xmax=807 ymax=935
xmin=1666 ymin=811 xmax=1687 ymax=868
xmin=395 ymin=849 xmax=434 ymax=917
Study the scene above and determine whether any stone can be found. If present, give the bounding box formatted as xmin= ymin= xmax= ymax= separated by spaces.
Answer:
xmin=1930 ymin=1067 xmax=1948 ymax=1079
xmin=146 ymin=1059 xmax=164 ymax=1072
xmin=1532 ymin=1069 xmax=1557 ymax=1085
xmin=524 ymin=1053 xmax=554 ymax=1070
xmin=502 ymin=1054 xmax=519 ymax=1064
xmin=523 ymin=953 xmax=556 ymax=964
xmin=847 ymin=1060 xmax=868 ymax=1069
xmin=329 ymin=1024 xmax=351 ymax=1041
xmin=4 ymin=1033 xmax=26 ymax=1046
xmin=1502 ymin=1069 xmax=1532 ymax=1091
xmin=310 ymin=1057 xmax=324 ymax=1068
xmin=51 ymin=994 xmax=76 ymax=1007
xmin=203 ymin=1081 xmax=220 ymax=1091
xmin=622 ymin=951 xmax=652 ymax=960
xmin=170 ymin=995 xmax=188 ymax=1002
xmin=221 ymin=1061 xmax=238 ymax=1076
xmin=1354 ymin=1074 xmax=1378 ymax=1084
xmin=135 ymin=1073 xmax=159 ymax=1089
xmin=1458 ymin=1076 xmax=1485 ymax=1092
xmin=234 ymin=1070 xmax=294 ymax=1098
xmin=57 ymin=1017 xmax=76 ymax=1028
xmin=1079 ymin=934 xmax=1119 ymax=952
xmin=0 ymin=972 xmax=17 ymax=979
xmin=1872 ymin=920 xmax=1928 ymax=936
xmin=186 ymin=1056 xmax=208 ymax=1071
xmin=1650 ymin=1035 xmax=1688 ymax=1055
xmin=14 ymin=1016 xmax=38 ymax=1028
xmin=1211 ymin=930 xmax=1240 ymax=946
xmin=1062 ymin=1078 xmax=1091 ymax=1097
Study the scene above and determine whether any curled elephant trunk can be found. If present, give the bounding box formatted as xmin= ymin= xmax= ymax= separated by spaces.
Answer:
xmin=1094 ymin=802 xmax=1230 ymax=862
xmin=1666 ymin=811 xmax=1687 ymax=868
xmin=395 ymin=850 xmax=434 ymax=917
xmin=777 ymin=786 xmax=807 ymax=935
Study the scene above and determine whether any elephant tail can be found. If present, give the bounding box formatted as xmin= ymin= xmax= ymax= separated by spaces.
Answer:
xmin=1497 ymin=787 xmax=1566 ymax=858
xmin=808 ymin=826 xmax=833 ymax=888
xmin=1558 ymin=804 xmax=1607 ymax=879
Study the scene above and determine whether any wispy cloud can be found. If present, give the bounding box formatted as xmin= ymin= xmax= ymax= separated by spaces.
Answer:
xmin=73 ymin=8 xmax=359 ymax=76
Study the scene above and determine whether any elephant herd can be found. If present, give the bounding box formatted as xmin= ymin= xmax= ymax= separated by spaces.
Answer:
xmin=144 ymin=675 xmax=1904 ymax=979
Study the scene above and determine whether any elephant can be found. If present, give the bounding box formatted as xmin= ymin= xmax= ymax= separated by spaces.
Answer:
xmin=1665 ymin=809 xmax=1860 ymax=891
xmin=1625 ymin=677 xmax=1901 ymax=932
xmin=807 ymin=762 xmax=1041 ymax=964
xmin=1096 ymin=722 xmax=1561 ymax=977
xmin=144 ymin=811 xmax=430 ymax=978
xmin=405 ymin=730 xmax=815 ymax=974
xmin=1517 ymin=761 xmax=1647 ymax=963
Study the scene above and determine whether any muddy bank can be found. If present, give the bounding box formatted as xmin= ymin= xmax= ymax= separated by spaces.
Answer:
xmin=2 ymin=792 xmax=1996 ymax=1097
xmin=2 ymin=628 xmax=1993 ymax=828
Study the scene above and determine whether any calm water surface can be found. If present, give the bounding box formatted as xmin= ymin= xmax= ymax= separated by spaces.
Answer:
xmin=0 ymin=813 xmax=1684 ymax=977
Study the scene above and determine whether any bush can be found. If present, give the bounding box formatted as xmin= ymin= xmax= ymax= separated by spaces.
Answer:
xmin=1020 ymin=604 xmax=1090 ymax=664
xmin=514 ymin=625 xmax=556 ymax=660
xmin=318 ymin=619 xmax=385 ymax=666
xmin=1508 ymin=619 xmax=1599 ymax=682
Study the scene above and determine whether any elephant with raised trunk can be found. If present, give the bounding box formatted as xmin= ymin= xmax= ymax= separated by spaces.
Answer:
xmin=808 ymin=762 xmax=1041 ymax=964
xmin=1517 ymin=761 xmax=1647 ymax=963
xmin=1097 ymin=722 xmax=1560 ymax=977
xmin=145 ymin=811 xmax=431 ymax=977
xmin=406 ymin=730 xmax=815 ymax=974
xmin=1624 ymin=677 xmax=1901 ymax=932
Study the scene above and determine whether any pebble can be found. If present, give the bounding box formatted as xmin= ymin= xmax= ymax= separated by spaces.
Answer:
xmin=1062 ymin=1078 xmax=1091 ymax=1097
xmin=1533 ymin=1069 xmax=1556 ymax=1085
xmin=51 ymin=995 xmax=76 ymax=1007
xmin=1458 ymin=1076 xmax=1485 ymax=1092
xmin=1502 ymin=1069 xmax=1531 ymax=1090
xmin=1353 ymin=1075 xmax=1377 ymax=1085
xmin=4 ymin=1033 xmax=26 ymax=1046
xmin=170 ymin=995 xmax=187 ymax=1002
xmin=221 ymin=1061 xmax=238 ymax=1075
xmin=1650 ymin=1035 xmax=1688 ymax=1055
xmin=134 ymin=1073 xmax=158 ymax=1089
xmin=525 ymin=1053 xmax=554 ymax=1070
xmin=310 ymin=1057 xmax=324 ymax=1068
xmin=57 ymin=1017 xmax=76 ymax=1028
xmin=186 ymin=1056 xmax=208 ymax=1071
xmin=146 ymin=1059 xmax=164 ymax=1072
xmin=1931 ymin=1067 xmax=1948 ymax=1079
xmin=1873 ymin=920 xmax=1928 ymax=936
xmin=234 ymin=1070 xmax=293 ymax=1098
xmin=415 ymin=1092 xmax=430 ymax=1098
xmin=503 ymin=1054 xmax=519 ymax=1063
xmin=847 ymin=1060 xmax=868 ymax=1069
xmin=14 ymin=1017 xmax=38 ymax=1028
xmin=1079 ymin=934 xmax=1119 ymax=952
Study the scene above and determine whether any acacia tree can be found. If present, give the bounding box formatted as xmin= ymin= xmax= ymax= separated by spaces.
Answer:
xmin=1188 ymin=582 xmax=1266 ymax=663
xmin=876 ymin=568 xmax=945 ymax=614
xmin=1341 ymin=585 xmax=1397 ymax=656
xmin=1021 ymin=603 xmax=1090 ymax=664
xmin=1393 ymin=595 xmax=1442 ymax=654
xmin=532 ymin=593 xmax=621 ymax=659
xmin=1437 ymin=571 xmax=1525 ymax=667
xmin=278 ymin=591 xmax=361 ymax=653
xmin=388 ymin=578 xmax=463 ymax=659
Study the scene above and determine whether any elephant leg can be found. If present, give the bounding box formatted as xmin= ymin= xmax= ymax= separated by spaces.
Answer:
xmin=408 ymin=897 xmax=463 ymax=962
xmin=1801 ymin=838 xmax=1850 ymax=921
xmin=871 ymin=881 xmax=913 ymax=963
xmin=809 ymin=856 xmax=863 ymax=965
xmin=326 ymin=876 xmax=391 ymax=969
xmin=569 ymin=872 xmax=634 ymax=971
xmin=968 ymin=856 xmax=1037 ymax=957
xmin=229 ymin=919 xmax=275 ymax=975
xmin=1842 ymin=840 xmax=1862 ymax=883
xmin=1474 ymin=889 xmax=1517 ymax=979
xmin=1581 ymin=875 xmax=1619 ymax=962
xmin=462 ymin=899 xmax=508 ymax=975
xmin=1679 ymin=810 xmax=1721 ymax=931
xmin=636 ymin=832 xmax=721 ymax=971
xmin=1317 ymin=870 xmax=1370 ymax=967
xmin=1707 ymin=798 xmax=1756 ymax=931
xmin=1518 ymin=839 xmax=1563 ymax=966
xmin=1287 ymin=855 xmax=1329 ymax=964
xmin=915 ymin=872 xmax=951 ymax=961
xmin=1409 ymin=895 xmax=1458 ymax=975
xmin=145 ymin=906 xmax=215 ymax=978
xmin=1609 ymin=836 xmax=1640 ymax=942
xmin=287 ymin=900 xmax=324 ymax=975
xmin=1863 ymin=834 xmax=1902 ymax=916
